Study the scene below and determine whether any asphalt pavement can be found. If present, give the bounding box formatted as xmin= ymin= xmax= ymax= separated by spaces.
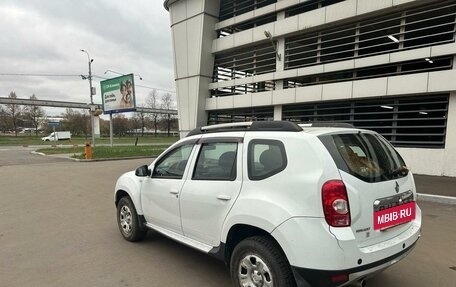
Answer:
xmin=0 ymin=146 xmax=68 ymax=166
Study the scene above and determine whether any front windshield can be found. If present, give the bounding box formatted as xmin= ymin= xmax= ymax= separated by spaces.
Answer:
xmin=320 ymin=133 xmax=407 ymax=183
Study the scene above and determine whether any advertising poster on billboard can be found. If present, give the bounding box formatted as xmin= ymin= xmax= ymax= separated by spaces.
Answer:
xmin=100 ymin=74 xmax=136 ymax=114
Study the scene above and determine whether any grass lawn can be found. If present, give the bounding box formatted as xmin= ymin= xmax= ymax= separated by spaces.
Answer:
xmin=36 ymin=145 xmax=170 ymax=160
xmin=0 ymin=134 xmax=178 ymax=146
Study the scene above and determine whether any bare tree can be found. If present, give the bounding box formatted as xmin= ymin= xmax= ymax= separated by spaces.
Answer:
xmin=0 ymin=105 xmax=8 ymax=133
xmin=112 ymin=114 xmax=130 ymax=137
xmin=134 ymin=104 xmax=148 ymax=137
xmin=61 ymin=108 xmax=90 ymax=137
xmin=4 ymin=91 xmax=22 ymax=136
xmin=161 ymin=93 xmax=175 ymax=137
xmin=146 ymin=89 xmax=160 ymax=136
xmin=24 ymin=94 xmax=46 ymax=136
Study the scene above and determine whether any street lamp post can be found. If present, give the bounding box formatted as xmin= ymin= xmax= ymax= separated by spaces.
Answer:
xmin=80 ymin=49 xmax=96 ymax=146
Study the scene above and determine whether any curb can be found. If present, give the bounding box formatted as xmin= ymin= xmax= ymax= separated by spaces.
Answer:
xmin=31 ymin=151 xmax=152 ymax=162
xmin=75 ymin=156 xmax=153 ymax=162
xmin=417 ymin=193 xmax=456 ymax=205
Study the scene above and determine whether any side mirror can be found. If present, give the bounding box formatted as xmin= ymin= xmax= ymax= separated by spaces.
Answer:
xmin=135 ymin=165 xmax=151 ymax=177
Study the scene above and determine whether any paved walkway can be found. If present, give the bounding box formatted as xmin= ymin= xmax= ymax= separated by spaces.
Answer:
xmin=414 ymin=174 xmax=456 ymax=197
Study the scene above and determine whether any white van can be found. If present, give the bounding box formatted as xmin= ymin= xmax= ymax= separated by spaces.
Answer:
xmin=41 ymin=131 xmax=71 ymax=141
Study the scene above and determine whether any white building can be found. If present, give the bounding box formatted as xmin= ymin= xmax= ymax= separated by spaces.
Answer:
xmin=164 ymin=0 xmax=456 ymax=177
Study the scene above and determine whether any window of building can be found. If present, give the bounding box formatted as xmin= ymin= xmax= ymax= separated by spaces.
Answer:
xmin=285 ymin=33 xmax=319 ymax=68
xmin=193 ymin=142 xmax=238 ymax=181
xmin=320 ymin=25 xmax=356 ymax=62
xmin=248 ymin=139 xmax=287 ymax=180
xmin=208 ymin=107 xmax=274 ymax=125
xmin=218 ymin=0 xmax=345 ymax=37
xmin=352 ymin=100 xmax=395 ymax=140
xmin=282 ymin=95 xmax=449 ymax=148
xmin=285 ymin=0 xmax=345 ymax=17
xmin=152 ymin=144 xmax=194 ymax=179
xmin=283 ymin=1 xmax=456 ymax=69
xmin=358 ymin=14 xmax=402 ymax=56
xmin=211 ymin=81 xmax=275 ymax=97
xmin=215 ymin=56 xmax=452 ymax=97
xmin=219 ymin=0 xmax=277 ymax=21
xmin=213 ymin=43 xmax=277 ymax=82
xmin=217 ymin=14 xmax=277 ymax=38
xmin=404 ymin=3 xmax=456 ymax=48
xmin=283 ymin=56 xmax=452 ymax=88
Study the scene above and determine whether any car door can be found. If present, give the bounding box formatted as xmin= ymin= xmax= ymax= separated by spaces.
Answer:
xmin=140 ymin=142 xmax=195 ymax=234
xmin=179 ymin=135 xmax=243 ymax=247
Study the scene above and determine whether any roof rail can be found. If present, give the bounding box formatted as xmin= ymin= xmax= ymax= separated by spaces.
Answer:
xmin=298 ymin=122 xmax=355 ymax=128
xmin=186 ymin=121 xmax=303 ymax=137
xmin=202 ymin=122 xmax=253 ymax=131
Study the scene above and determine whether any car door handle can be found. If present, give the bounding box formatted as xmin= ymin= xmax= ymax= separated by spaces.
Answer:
xmin=169 ymin=190 xmax=179 ymax=195
xmin=217 ymin=195 xmax=231 ymax=201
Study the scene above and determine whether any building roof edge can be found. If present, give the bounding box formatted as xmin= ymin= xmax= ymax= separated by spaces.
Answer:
xmin=163 ymin=0 xmax=177 ymax=11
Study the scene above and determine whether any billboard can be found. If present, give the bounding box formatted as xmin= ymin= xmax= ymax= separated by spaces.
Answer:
xmin=100 ymin=74 xmax=136 ymax=114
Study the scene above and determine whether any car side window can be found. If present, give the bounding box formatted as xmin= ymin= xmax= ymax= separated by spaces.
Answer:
xmin=152 ymin=144 xmax=193 ymax=179
xmin=193 ymin=142 xmax=238 ymax=181
xmin=248 ymin=139 xmax=287 ymax=180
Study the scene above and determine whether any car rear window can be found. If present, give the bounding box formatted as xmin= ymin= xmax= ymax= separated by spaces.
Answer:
xmin=319 ymin=133 xmax=407 ymax=183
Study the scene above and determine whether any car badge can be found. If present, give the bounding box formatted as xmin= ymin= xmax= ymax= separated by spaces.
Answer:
xmin=395 ymin=181 xmax=400 ymax=193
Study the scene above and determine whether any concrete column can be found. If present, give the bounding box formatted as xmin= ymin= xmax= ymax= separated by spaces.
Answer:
xmin=443 ymin=92 xmax=456 ymax=176
xmin=274 ymin=11 xmax=285 ymax=122
xmin=166 ymin=0 xmax=220 ymax=137
xmin=274 ymin=105 xmax=282 ymax=121
xmin=276 ymin=11 xmax=286 ymax=73
xmin=93 ymin=116 xmax=100 ymax=138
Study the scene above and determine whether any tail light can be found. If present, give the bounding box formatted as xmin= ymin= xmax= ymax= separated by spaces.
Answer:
xmin=322 ymin=180 xmax=351 ymax=227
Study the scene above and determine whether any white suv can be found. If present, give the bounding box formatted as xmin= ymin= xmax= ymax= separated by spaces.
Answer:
xmin=114 ymin=121 xmax=421 ymax=287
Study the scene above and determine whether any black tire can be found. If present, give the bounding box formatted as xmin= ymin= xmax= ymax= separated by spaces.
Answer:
xmin=117 ymin=196 xmax=147 ymax=242
xmin=230 ymin=236 xmax=296 ymax=287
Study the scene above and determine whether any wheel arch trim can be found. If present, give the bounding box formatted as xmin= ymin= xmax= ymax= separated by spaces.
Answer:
xmin=115 ymin=186 xmax=144 ymax=215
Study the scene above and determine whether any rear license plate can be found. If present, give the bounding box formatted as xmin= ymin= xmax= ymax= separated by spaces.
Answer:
xmin=373 ymin=201 xmax=416 ymax=231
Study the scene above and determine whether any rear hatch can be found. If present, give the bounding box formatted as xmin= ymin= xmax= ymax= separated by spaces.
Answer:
xmin=319 ymin=131 xmax=417 ymax=247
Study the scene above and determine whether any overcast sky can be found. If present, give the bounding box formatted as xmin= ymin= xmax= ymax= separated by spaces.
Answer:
xmin=0 ymin=0 xmax=174 ymax=117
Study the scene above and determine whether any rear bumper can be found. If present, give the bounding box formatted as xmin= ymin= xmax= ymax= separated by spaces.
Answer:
xmin=291 ymin=241 xmax=418 ymax=287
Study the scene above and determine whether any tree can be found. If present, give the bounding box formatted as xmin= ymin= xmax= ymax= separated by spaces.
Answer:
xmin=61 ymin=108 xmax=90 ymax=137
xmin=24 ymin=94 xmax=46 ymax=136
xmin=161 ymin=93 xmax=175 ymax=137
xmin=4 ymin=91 xmax=22 ymax=136
xmin=146 ymin=89 xmax=160 ymax=136
xmin=134 ymin=104 xmax=148 ymax=137
xmin=112 ymin=114 xmax=130 ymax=137
xmin=0 ymin=105 xmax=8 ymax=133
xmin=99 ymin=118 xmax=110 ymax=137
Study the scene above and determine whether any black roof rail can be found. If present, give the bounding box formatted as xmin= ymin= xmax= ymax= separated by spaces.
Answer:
xmin=186 ymin=121 xmax=303 ymax=137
